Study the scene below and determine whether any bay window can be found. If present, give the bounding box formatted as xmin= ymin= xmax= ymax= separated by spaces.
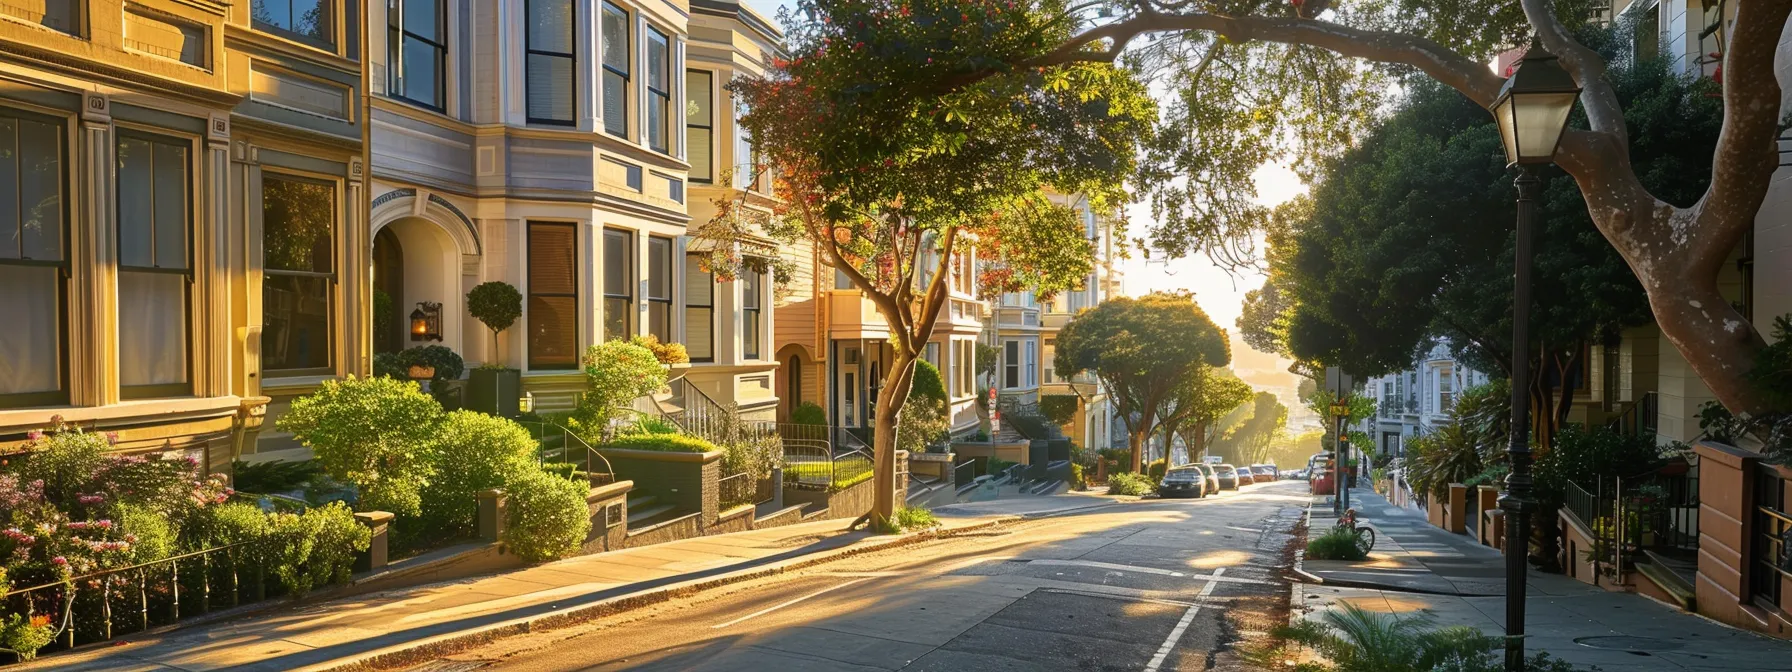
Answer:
xmin=261 ymin=174 xmax=336 ymax=376
xmin=600 ymin=1 xmax=629 ymax=137
xmin=646 ymin=27 xmax=670 ymax=153
xmin=741 ymin=268 xmax=762 ymax=360
xmin=686 ymin=70 xmax=713 ymax=182
xmin=646 ymin=236 xmax=672 ymax=343
xmin=684 ymin=253 xmax=714 ymax=361
xmin=527 ymin=221 xmax=578 ymax=369
xmin=602 ymin=228 xmax=633 ymax=340
xmin=117 ymin=131 xmax=192 ymax=398
xmin=388 ymin=0 xmax=447 ymax=110
xmin=0 ymin=110 xmax=67 ymax=408
xmin=525 ymin=0 xmax=575 ymax=125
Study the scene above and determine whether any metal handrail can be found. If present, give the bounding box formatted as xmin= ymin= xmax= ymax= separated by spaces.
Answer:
xmin=717 ymin=471 xmax=755 ymax=509
xmin=954 ymin=460 xmax=979 ymax=488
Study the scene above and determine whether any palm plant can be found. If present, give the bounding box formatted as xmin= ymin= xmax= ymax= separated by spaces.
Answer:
xmin=1267 ymin=603 xmax=1500 ymax=672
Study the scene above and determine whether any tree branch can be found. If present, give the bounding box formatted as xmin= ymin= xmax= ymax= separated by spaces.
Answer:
xmin=1521 ymin=0 xmax=1628 ymax=143
xmin=1690 ymin=0 xmax=1792 ymax=276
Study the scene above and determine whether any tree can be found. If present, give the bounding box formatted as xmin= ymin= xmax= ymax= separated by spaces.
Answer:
xmin=1229 ymin=391 xmax=1290 ymax=465
xmin=723 ymin=0 xmax=1154 ymax=528
xmin=1252 ymin=45 xmax=1718 ymax=448
xmin=1157 ymin=366 xmax=1252 ymax=463
xmin=1056 ymin=292 xmax=1230 ymax=472
xmin=953 ymin=1 xmax=1791 ymax=416
xmin=466 ymin=281 xmax=523 ymax=366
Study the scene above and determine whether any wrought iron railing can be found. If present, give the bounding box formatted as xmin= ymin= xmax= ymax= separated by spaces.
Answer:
xmin=783 ymin=442 xmax=873 ymax=491
xmin=1 ymin=539 xmax=276 ymax=659
xmin=717 ymin=472 xmax=756 ymax=511
xmin=953 ymin=460 xmax=979 ymax=489
xmin=662 ymin=377 xmax=733 ymax=446
xmin=1605 ymin=391 xmax=1660 ymax=438
xmin=1750 ymin=464 xmax=1789 ymax=609
xmin=517 ymin=420 xmax=616 ymax=486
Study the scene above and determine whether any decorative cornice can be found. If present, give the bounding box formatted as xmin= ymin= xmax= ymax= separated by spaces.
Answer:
xmin=0 ymin=42 xmax=239 ymax=108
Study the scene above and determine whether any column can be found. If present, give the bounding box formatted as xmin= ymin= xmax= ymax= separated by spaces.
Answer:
xmin=343 ymin=157 xmax=370 ymax=378
xmin=72 ymin=92 xmax=117 ymax=407
xmin=234 ymin=140 xmax=264 ymax=398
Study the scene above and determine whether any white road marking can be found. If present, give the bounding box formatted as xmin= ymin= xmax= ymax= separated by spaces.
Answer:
xmin=1027 ymin=558 xmax=1186 ymax=577
xmin=710 ymin=577 xmax=873 ymax=629
xmin=1226 ymin=526 xmax=1263 ymax=534
xmin=940 ymin=555 xmax=1015 ymax=572
xmin=1144 ymin=568 xmax=1225 ymax=672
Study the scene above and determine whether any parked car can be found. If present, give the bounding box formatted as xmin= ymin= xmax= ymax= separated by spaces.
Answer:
xmin=1193 ymin=464 xmax=1222 ymax=493
xmin=1309 ymin=456 xmax=1335 ymax=495
xmin=1159 ymin=467 xmax=1209 ymax=498
xmin=1251 ymin=464 xmax=1278 ymax=481
xmin=1215 ymin=464 xmax=1242 ymax=490
xmin=1286 ymin=468 xmax=1306 ymax=480
xmin=1236 ymin=466 xmax=1256 ymax=486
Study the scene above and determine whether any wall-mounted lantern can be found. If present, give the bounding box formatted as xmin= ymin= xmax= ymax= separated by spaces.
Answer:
xmin=410 ymin=301 xmax=443 ymax=342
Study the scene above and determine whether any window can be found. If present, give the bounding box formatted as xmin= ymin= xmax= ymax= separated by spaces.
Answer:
xmin=261 ymin=174 xmax=336 ymax=375
xmin=735 ymin=95 xmax=758 ymax=191
xmin=251 ymin=0 xmax=333 ymax=47
xmin=924 ymin=342 xmax=940 ymax=369
xmin=125 ymin=7 xmax=208 ymax=68
xmin=1041 ymin=342 xmax=1055 ymax=384
xmin=117 ymin=132 xmax=192 ymax=398
xmin=600 ymin=1 xmax=629 ymax=137
xmin=1024 ymin=339 xmax=1037 ymax=387
xmin=686 ymin=70 xmax=713 ymax=182
xmin=684 ymin=253 xmax=714 ymax=361
xmin=525 ymin=0 xmax=575 ymax=125
xmin=645 ymin=26 xmax=670 ymax=153
xmin=956 ymin=340 xmax=974 ymax=397
xmin=602 ymin=228 xmax=633 ymax=341
xmin=742 ymin=268 xmax=762 ymax=360
xmin=527 ymin=222 xmax=578 ymax=369
xmin=388 ymin=0 xmax=446 ymax=109
xmin=1004 ymin=340 xmax=1019 ymax=389
xmin=646 ymin=237 xmax=672 ymax=343
xmin=0 ymin=109 xmax=68 ymax=408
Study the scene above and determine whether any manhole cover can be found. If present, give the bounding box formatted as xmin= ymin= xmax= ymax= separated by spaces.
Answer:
xmin=1573 ymin=636 xmax=1683 ymax=653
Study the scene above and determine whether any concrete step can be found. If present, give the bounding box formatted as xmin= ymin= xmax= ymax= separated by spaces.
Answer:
xmin=1638 ymin=550 xmax=1697 ymax=611
xmin=801 ymin=506 xmax=831 ymax=521
xmin=626 ymin=494 xmax=657 ymax=510
xmin=627 ymin=502 xmax=678 ymax=527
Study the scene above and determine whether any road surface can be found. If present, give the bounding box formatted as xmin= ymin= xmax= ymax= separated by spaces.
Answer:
xmin=416 ymin=480 xmax=1308 ymax=672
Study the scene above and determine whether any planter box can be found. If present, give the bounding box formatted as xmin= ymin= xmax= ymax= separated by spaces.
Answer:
xmin=595 ymin=447 xmax=723 ymax=526
xmin=467 ymin=367 xmax=523 ymax=417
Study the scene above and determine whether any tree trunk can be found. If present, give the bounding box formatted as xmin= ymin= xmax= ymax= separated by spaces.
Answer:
xmin=868 ymin=353 xmax=917 ymax=528
xmin=1128 ymin=427 xmax=1149 ymax=473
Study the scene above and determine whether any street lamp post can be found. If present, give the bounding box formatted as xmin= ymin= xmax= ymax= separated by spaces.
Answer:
xmin=1488 ymin=37 xmax=1581 ymax=672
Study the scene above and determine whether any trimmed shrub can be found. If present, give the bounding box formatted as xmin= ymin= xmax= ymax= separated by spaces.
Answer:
xmin=116 ymin=502 xmax=175 ymax=563
xmin=790 ymin=401 xmax=827 ymax=426
xmin=619 ymin=415 xmax=682 ymax=436
xmin=268 ymin=501 xmax=370 ymax=595
xmin=1306 ymin=526 xmax=1369 ymax=561
xmin=277 ymin=376 xmax=444 ymax=517
xmin=421 ymin=411 xmax=539 ymax=539
xmin=467 ymin=281 xmax=524 ymax=340
xmin=569 ymin=341 xmax=668 ymax=440
xmin=603 ymin=433 xmax=719 ymax=453
xmin=1106 ymin=472 xmax=1154 ymax=496
xmin=896 ymin=394 xmax=949 ymax=455
xmin=232 ymin=459 xmax=323 ymax=495
xmin=909 ymin=360 xmax=948 ymax=406
xmin=628 ymin=334 xmax=691 ymax=365
xmin=1038 ymin=395 xmax=1079 ymax=426
xmin=18 ymin=425 xmax=108 ymax=503
xmin=503 ymin=471 xmax=591 ymax=562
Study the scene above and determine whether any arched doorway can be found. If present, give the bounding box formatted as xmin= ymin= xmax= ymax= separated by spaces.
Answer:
xmin=774 ymin=343 xmax=814 ymax=423
xmin=372 ymin=228 xmax=405 ymax=354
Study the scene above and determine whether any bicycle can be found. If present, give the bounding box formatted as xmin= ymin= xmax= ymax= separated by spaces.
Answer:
xmin=1336 ymin=508 xmax=1376 ymax=554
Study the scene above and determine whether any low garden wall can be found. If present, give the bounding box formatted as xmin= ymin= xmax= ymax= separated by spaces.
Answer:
xmin=582 ymin=480 xmax=633 ymax=553
xmin=783 ymin=452 xmax=908 ymax=521
xmin=596 ymin=447 xmax=723 ymax=526
xmin=1693 ymin=441 xmax=1792 ymax=638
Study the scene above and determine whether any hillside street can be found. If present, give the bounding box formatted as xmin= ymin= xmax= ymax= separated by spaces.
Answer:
xmin=413 ymin=482 xmax=1308 ymax=671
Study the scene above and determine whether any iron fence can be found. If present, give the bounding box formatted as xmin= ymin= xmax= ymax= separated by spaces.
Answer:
xmin=517 ymin=420 xmax=615 ymax=486
xmin=717 ymin=472 xmax=757 ymax=511
xmin=1751 ymin=464 xmax=1789 ymax=609
xmin=783 ymin=442 xmax=874 ymax=491
xmin=953 ymin=460 xmax=979 ymax=489
xmin=2 ymin=539 xmax=275 ymax=659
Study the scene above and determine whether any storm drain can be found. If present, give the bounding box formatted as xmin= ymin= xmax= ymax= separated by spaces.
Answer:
xmin=1572 ymin=636 xmax=1683 ymax=654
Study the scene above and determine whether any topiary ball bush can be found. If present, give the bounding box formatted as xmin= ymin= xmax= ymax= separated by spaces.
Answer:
xmin=909 ymin=360 xmax=948 ymax=406
xmin=503 ymin=471 xmax=592 ymax=562
xmin=790 ymin=401 xmax=827 ymax=426
xmin=467 ymin=281 xmax=523 ymax=336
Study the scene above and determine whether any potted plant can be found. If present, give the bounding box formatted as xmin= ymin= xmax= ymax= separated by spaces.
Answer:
xmin=466 ymin=281 xmax=524 ymax=417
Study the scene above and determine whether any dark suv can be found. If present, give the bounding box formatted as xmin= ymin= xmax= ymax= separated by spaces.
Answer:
xmin=1158 ymin=467 xmax=1209 ymax=498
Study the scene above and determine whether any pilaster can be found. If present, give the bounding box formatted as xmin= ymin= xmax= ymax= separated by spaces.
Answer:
xmin=74 ymin=92 xmax=118 ymax=408
xmin=233 ymin=140 xmax=264 ymax=398
xmin=344 ymin=157 xmax=370 ymax=378
xmin=199 ymin=113 xmax=233 ymax=397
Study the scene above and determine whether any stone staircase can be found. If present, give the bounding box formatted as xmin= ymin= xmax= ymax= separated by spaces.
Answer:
xmin=625 ymin=489 xmax=683 ymax=530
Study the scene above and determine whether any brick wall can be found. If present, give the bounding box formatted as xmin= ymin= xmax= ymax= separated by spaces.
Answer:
xmin=596 ymin=448 xmax=722 ymax=526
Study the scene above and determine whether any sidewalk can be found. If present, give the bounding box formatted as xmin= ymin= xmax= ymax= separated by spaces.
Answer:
xmin=1297 ymin=488 xmax=1792 ymax=670
xmin=24 ymin=494 xmax=1123 ymax=672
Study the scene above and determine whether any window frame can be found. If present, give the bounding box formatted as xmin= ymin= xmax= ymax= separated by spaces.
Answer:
xmin=1003 ymin=340 xmax=1020 ymax=390
xmin=685 ymin=69 xmax=714 ymax=183
xmin=524 ymin=0 xmax=576 ymax=126
xmin=387 ymin=0 xmax=448 ymax=111
xmin=115 ymin=127 xmax=197 ymax=400
xmin=526 ymin=221 xmax=580 ymax=370
xmin=601 ymin=227 xmax=635 ymax=341
xmin=251 ymin=0 xmax=337 ymax=50
xmin=645 ymin=25 xmax=671 ymax=154
xmin=645 ymin=236 xmax=673 ymax=344
xmin=741 ymin=267 xmax=762 ymax=360
xmin=599 ymin=1 xmax=630 ymax=138
xmin=259 ymin=170 xmax=339 ymax=378
xmin=684 ymin=252 xmax=715 ymax=363
xmin=0 ymin=106 xmax=71 ymax=409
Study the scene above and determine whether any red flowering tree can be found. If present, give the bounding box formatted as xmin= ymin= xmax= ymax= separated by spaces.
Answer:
xmin=721 ymin=0 xmax=1154 ymax=527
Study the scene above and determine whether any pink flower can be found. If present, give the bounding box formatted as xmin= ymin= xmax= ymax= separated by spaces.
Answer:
xmin=105 ymin=431 xmax=119 ymax=444
xmin=50 ymin=556 xmax=67 ymax=566
xmin=26 ymin=430 xmax=42 ymax=441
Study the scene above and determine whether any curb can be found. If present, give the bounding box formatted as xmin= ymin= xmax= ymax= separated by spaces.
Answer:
xmin=302 ymin=515 xmax=1020 ymax=672
xmin=1292 ymin=497 xmax=1499 ymax=598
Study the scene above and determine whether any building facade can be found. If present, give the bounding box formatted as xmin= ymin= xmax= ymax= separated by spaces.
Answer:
xmin=0 ymin=0 xmax=370 ymax=474
xmin=1360 ymin=340 xmax=1492 ymax=460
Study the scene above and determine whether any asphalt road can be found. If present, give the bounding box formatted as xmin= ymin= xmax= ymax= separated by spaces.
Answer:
xmin=419 ymin=480 xmax=1309 ymax=672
